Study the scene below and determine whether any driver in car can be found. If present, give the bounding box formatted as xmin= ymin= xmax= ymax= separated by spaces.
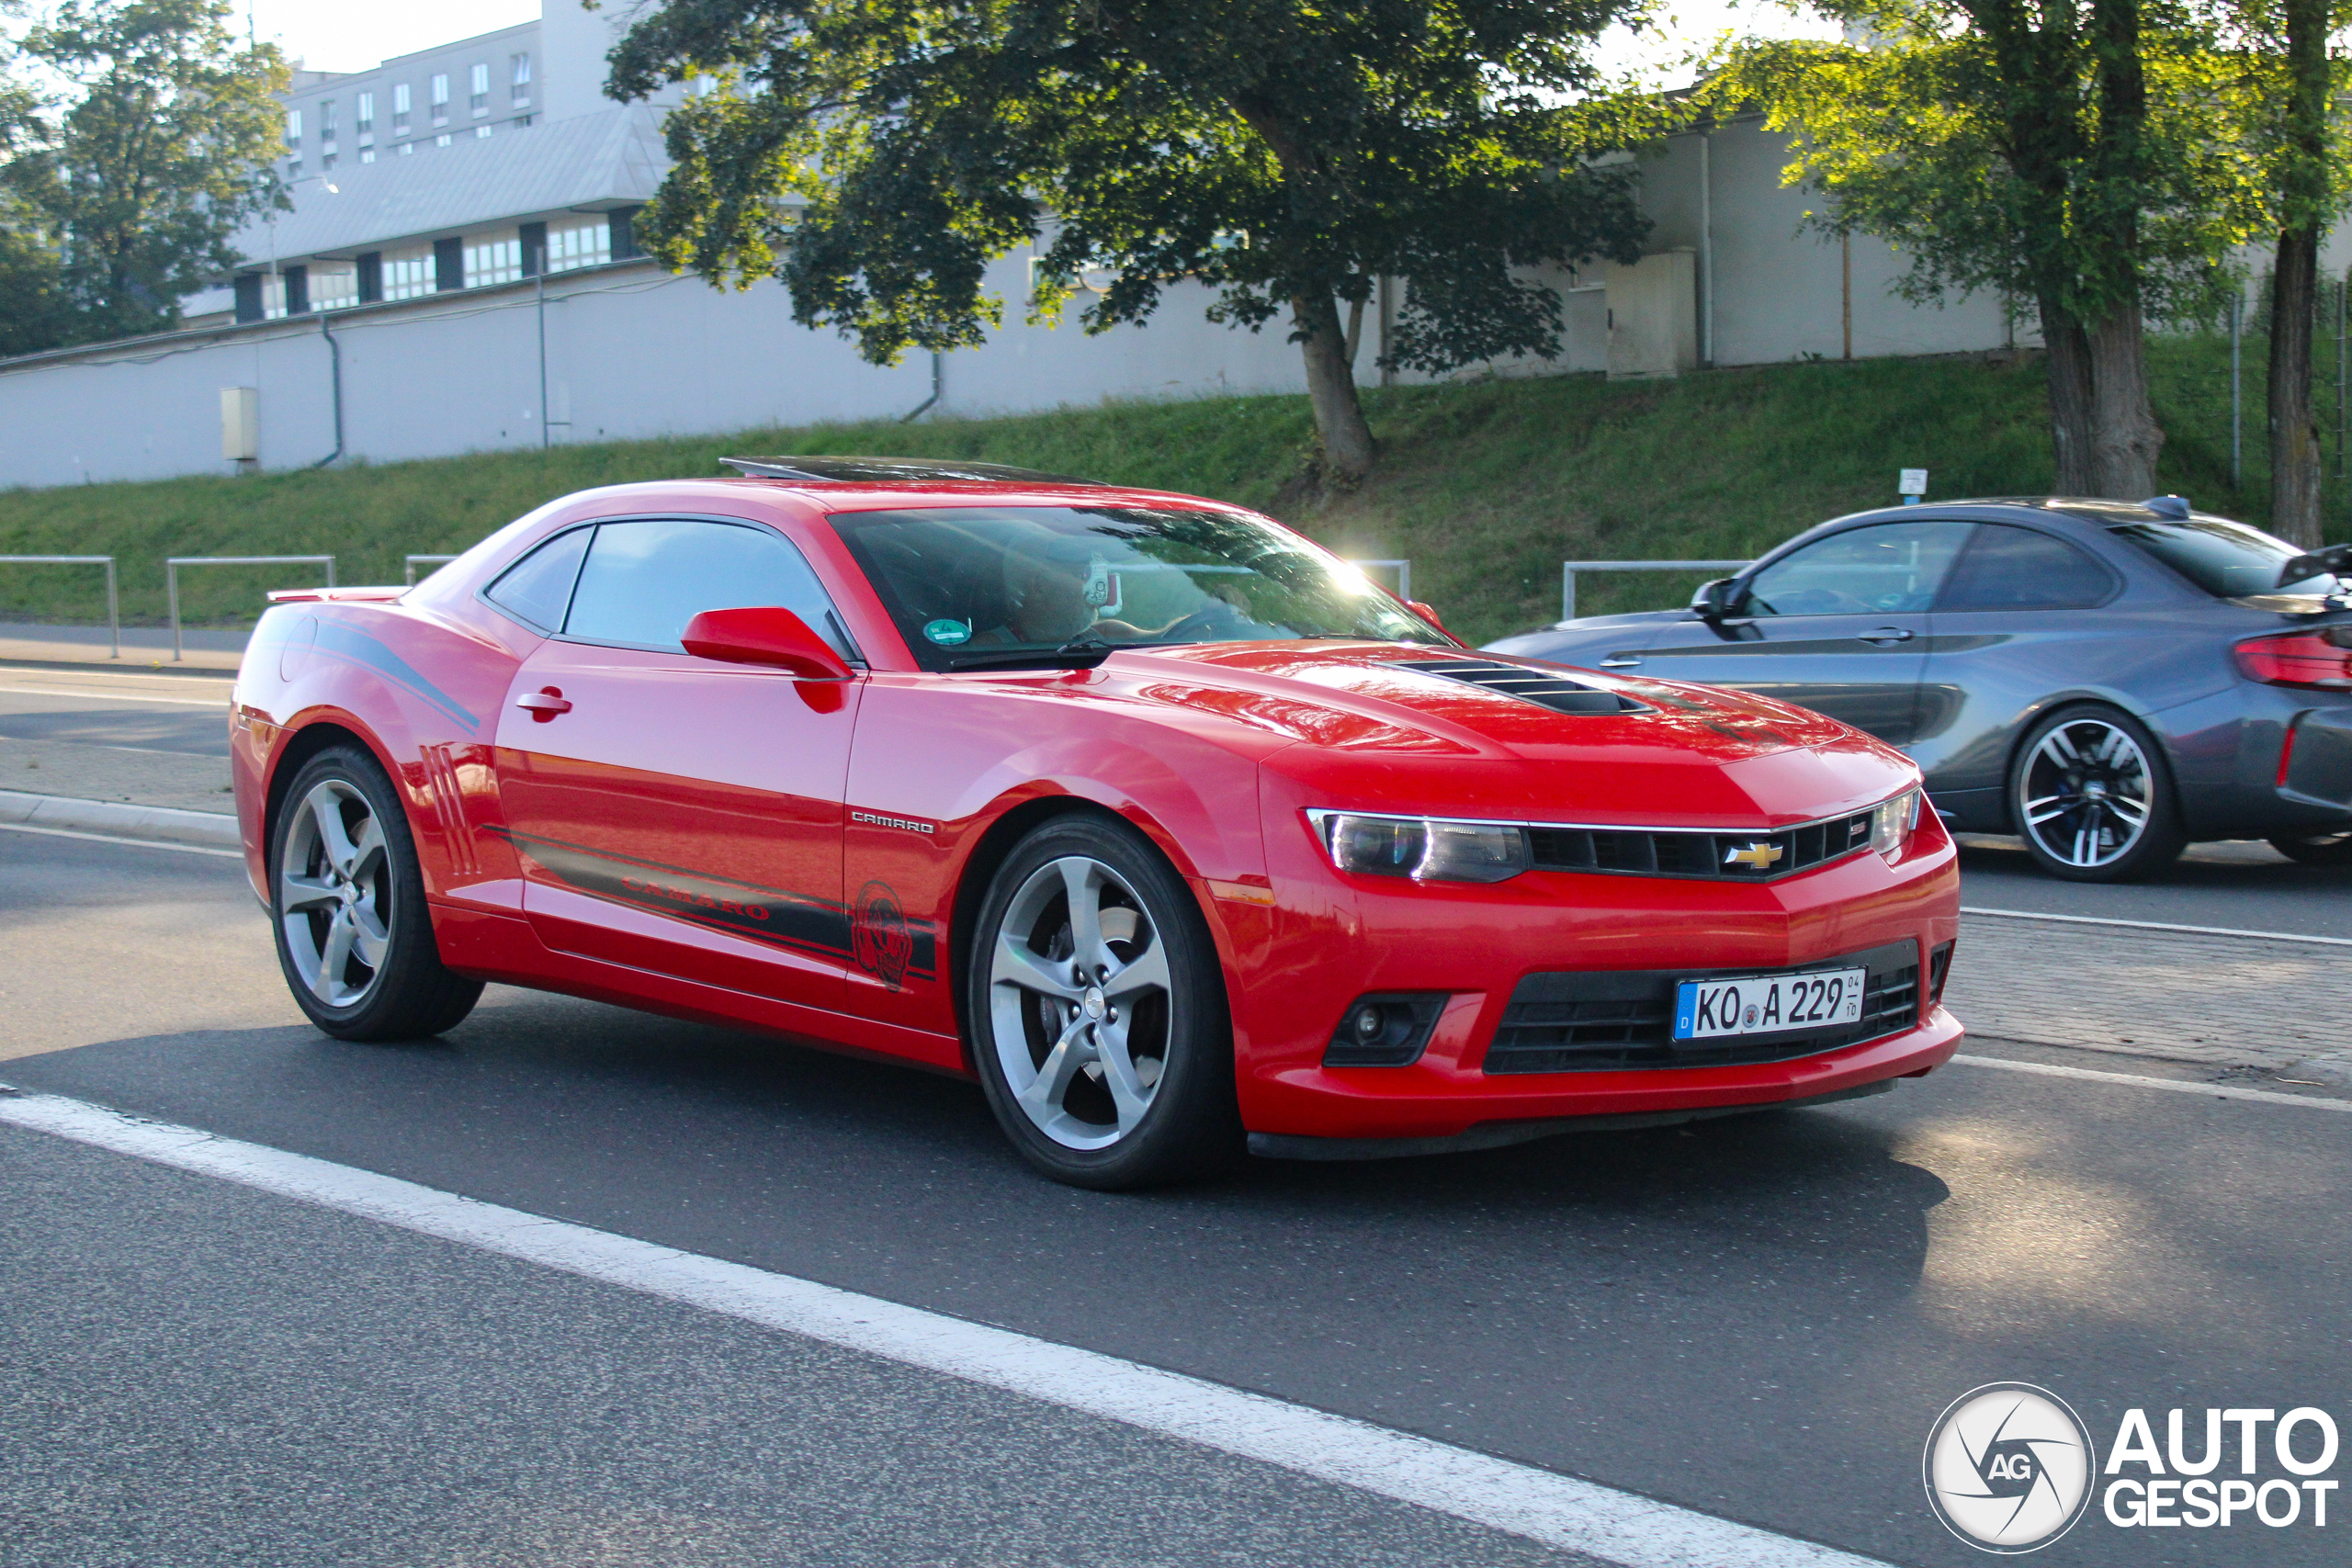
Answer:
xmin=973 ymin=547 xmax=1253 ymax=646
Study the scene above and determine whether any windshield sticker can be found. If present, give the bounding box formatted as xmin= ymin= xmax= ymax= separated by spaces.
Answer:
xmin=923 ymin=618 xmax=972 ymax=646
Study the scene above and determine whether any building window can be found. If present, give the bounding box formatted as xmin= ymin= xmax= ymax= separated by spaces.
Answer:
xmin=475 ymin=123 xmax=492 ymax=139
xmin=546 ymin=216 xmax=612 ymax=273
xmin=382 ymin=246 xmax=436 ymax=301
xmin=356 ymin=91 xmax=373 ymax=137
xmin=435 ymin=132 xmax=452 ymax=147
xmin=470 ymin=62 xmax=489 ymax=115
xmin=284 ymin=108 xmax=300 ymax=152
xmin=392 ymin=82 xmax=410 ymax=133
xmin=464 ymin=233 xmax=523 ymax=288
xmin=510 ymin=51 xmax=531 ymax=107
xmin=260 ymin=270 xmax=288 ymax=319
xmin=430 ymin=73 xmax=449 ymax=125
xmin=321 ymin=152 xmax=336 ymax=170
xmin=399 ymin=141 xmax=413 ymax=156
xmin=308 ymin=261 xmax=357 ymax=312
xmin=360 ymin=148 xmax=376 ymax=164
xmin=320 ymin=99 xmax=336 ymax=145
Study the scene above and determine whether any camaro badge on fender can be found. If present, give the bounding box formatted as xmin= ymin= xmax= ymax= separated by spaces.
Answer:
xmin=1724 ymin=841 xmax=1784 ymax=869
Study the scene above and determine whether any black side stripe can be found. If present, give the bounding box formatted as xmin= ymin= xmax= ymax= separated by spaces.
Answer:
xmin=485 ymin=827 xmax=937 ymax=976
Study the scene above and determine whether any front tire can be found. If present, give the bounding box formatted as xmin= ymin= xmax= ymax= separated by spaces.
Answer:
xmin=2008 ymin=705 xmax=2186 ymax=883
xmin=270 ymin=745 xmax=483 ymax=1041
xmin=2268 ymin=829 xmax=2352 ymax=866
xmin=966 ymin=813 xmax=1239 ymax=1189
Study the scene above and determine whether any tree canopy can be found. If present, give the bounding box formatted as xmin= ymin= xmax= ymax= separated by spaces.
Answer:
xmin=607 ymin=0 xmax=1657 ymax=479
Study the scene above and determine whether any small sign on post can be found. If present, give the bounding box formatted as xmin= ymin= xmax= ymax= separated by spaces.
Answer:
xmin=1899 ymin=468 xmax=1928 ymax=505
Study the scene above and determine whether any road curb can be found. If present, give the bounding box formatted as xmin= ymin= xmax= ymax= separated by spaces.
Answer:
xmin=0 ymin=789 xmax=240 ymax=851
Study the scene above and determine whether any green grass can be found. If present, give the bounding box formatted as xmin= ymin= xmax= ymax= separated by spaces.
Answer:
xmin=0 ymin=333 xmax=2332 ymax=646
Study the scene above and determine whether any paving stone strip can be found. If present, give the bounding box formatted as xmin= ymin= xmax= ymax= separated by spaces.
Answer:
xmin=0 ymin=737 xmax=231 ymax=814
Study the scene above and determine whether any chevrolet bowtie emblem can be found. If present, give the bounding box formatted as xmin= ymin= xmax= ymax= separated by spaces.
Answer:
xmin=1724 ymin=841 xmax=1784 ymax=869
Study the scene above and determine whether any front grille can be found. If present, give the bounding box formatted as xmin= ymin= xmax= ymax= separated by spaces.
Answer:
xmin=1524 ymin=810 xmax=1875 ymax=881
xmin=1483 ymin=941 xmax=1921 ymax=1074
xmin=1928 ymin=940 xmax=1956 ymax=1006
xmin=1384 ymin=658 xmax=1644 ymax=716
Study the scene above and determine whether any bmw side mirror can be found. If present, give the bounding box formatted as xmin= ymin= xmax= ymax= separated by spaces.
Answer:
xmin=1690 ymin=578 xmax=1738 ymax=621
xmin=682 ymin=606 xmax=856 ymax=680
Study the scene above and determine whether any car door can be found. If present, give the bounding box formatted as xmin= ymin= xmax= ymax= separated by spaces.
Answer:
xmin=1631 ymin=518 xmax=1973 ymax=745
xmin=1914 ymin=521 xmax=2127 ymax=823
xmin=490 ymin=514 xmax=864 ymax=1010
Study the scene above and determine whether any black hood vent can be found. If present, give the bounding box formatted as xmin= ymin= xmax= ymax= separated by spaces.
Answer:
xmin=1385 ymin=658 xmax=1645 ymax=716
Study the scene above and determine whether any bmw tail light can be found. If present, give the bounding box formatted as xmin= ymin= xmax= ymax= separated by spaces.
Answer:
xmin=2233 ymin=627 xmax=2352 ymax=689
xmin=1318 ymin=812 xmax=1532 ymax=884
xmin=1870 ymin=789 xmax=1921 ymax=863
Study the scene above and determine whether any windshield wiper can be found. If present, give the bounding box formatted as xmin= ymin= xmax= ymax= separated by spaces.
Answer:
xmin=942 ymin=644 xmax=1117 ymax=671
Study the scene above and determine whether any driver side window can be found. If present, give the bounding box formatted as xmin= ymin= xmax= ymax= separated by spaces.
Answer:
xmin=1741 ymin=521 xmax=1973 ymax=617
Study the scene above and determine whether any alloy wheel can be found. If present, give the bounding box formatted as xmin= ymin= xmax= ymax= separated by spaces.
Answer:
xmin=2018 ymin=717 xmax=2155 ymax=871
xmin=986 ymin=854 xmax=1173 ymax=1150
xmin=278 ymin=777 xmax=394 ymax=1009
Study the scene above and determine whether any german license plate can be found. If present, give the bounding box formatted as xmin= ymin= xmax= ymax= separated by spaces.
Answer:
xmin=1674 ymin=968 xmax=1865 ymax=1040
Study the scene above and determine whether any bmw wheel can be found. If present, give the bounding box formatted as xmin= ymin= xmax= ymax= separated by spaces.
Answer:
xmin=967 ymin=814 xmax=1239 ymax=1189
xmin=2008 ymin=705 xmax=2186 ymax=883
xmin=2267 ymin=829 xmax=2352 ymax=867
xmin=272 ymin=745 xmax=484 ymax=1040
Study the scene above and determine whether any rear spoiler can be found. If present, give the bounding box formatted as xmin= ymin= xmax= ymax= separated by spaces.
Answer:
xmin=266 ymin=586 xmax=408 ymax=604
xmin=2279 ymin=541 xmax=2352 ymax=587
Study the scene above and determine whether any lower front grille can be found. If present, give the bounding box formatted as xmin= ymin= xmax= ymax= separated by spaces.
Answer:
xmin=1484 ymin=941 xmax=1922 ymax=1074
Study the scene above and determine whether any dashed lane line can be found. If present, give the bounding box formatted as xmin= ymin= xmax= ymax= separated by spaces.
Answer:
xmin=0 ymin=1087 xmax=1888 ymax=1568
xmin=0 ymin=683 xmax=229 ymax=707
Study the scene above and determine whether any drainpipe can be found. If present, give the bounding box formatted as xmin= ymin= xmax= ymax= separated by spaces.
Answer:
xmin=900 ymin=350 xmax=943 ymax=423
xmin=311 ymin=312 xmax=344 ymax=468
xmin=1698 ymin=131 xmax=1714 ymax=368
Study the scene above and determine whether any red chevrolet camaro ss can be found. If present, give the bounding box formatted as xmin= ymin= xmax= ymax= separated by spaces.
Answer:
xmin=230 ymin=457 xmax=1962 ymax=1187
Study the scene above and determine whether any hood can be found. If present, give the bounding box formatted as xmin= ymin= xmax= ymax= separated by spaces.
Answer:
xmin=1091 ymin=641 xmax=1917 ymax=828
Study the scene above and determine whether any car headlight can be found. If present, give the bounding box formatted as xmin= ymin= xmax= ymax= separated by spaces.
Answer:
xmin=1871 ymin=788 xmax=1921 ymax=863
xmin=1316 ymin=812 xmax=1532 ymax=884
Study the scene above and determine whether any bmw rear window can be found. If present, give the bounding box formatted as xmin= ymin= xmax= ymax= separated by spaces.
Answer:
xmin=2106 ymin=517 xmax=2334 ymax=597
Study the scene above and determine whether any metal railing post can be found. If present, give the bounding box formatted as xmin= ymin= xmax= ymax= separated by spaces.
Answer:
xmin=403 ymin=554 xmax=459 ymax=587
xmin=168 ymin=560 xmax=180 ymax=661
xmin=1560 ymin=558 xmax=1754 ymax=622
xmin=165 ymin=555 xmax=336 ymax=661
xmin=1348 ymin=558 xmax=1411 ymax=603
xmin=0 ymin=556 xmax=119 ymax=658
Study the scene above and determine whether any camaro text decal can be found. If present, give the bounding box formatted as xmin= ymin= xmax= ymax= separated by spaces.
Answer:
xmin=850 ymin=809 xmax=935 ymax=834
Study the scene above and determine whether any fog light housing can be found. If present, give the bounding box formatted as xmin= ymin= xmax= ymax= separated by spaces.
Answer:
xmin=1323 ymin=992 xmax=1450 ymax=1067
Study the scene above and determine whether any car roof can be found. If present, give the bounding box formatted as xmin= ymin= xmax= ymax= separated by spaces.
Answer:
xmin=1807 ymin=495 xmax=2240 ymax=539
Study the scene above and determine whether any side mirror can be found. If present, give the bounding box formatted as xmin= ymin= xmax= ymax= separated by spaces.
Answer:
xmin=682 ymin=606 xmax=855 ymax=680
xmin=1407 ymin=599 xmax=1453 ymax=637
xmin=1690 ymin=578 xmax=1739 ymax=621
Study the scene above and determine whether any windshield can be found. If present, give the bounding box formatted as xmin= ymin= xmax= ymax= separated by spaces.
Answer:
xmin=827 ymin=505 xmax=1452 ymax=670
xmin=2107 ymin=517 xmax=2338 ymax=597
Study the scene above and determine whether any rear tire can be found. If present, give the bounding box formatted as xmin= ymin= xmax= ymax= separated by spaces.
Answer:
xmin=2008 ymin=705 xmax=2186 ymax=883
xmin=965 ymin=813 xmax=1240 ymax=1190
xmin=2268 ymin=829 xmax=2352 ymax=867
xmin=270 ymin=745 xmax=483 ymax=1041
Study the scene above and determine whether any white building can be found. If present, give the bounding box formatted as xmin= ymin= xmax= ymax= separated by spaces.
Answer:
xmin=0 ymin=5 xmax=2030 ymax=490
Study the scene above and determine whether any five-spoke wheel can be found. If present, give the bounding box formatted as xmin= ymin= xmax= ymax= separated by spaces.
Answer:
xmin=269 ymin=746 xmax=482 ymax=1040
xmin=968 ymin=814 xmax=1238 ymax=1187
xmin=2009 ymin=706 xmax=2184 ymax=882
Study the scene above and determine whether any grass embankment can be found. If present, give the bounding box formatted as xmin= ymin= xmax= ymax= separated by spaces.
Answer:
xmin=0 ymin=333 xmax=2315 ymax=647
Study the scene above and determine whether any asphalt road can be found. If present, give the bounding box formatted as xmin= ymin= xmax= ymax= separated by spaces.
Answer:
xmin=0 ymin=667 xmax=233 ymax=757
xmin=2 ymin=829 xmax=2343 ymax=1567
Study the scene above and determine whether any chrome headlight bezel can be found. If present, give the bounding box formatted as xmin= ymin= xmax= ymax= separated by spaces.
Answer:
xmin=1308 ymin=809 xmax=1532 ymax=885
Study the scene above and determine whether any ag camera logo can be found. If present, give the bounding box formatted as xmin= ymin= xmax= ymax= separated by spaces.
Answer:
xmin=1923 ymin=1383 xmax=2095 ymax=1553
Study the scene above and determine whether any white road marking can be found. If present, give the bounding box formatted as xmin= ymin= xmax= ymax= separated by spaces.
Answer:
xmin=0 ymin=1088 xmax=1889 ymax=1568
xmin=0 ymin=683 xmax=230 ymax=707
xmin=0 ymin=822 xmax=243 ymax=857
xmin=1952 ymin=1053 xmax=2352 ymax=1111
xmin=1962 ymin=905 xmax=2352 ymax=948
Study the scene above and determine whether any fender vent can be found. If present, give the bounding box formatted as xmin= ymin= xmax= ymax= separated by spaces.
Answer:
xmin=1384 ymin=658 xmax=1644 ymax=716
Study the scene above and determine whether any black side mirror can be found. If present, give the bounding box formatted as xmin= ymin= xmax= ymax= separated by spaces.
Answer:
xmin=1690 ymin=578 xmax=1739 ymax=621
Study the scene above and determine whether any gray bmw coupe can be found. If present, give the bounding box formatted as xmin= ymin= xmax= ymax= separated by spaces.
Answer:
xmin=1488 ymin=498 xmax=2352 ymax=882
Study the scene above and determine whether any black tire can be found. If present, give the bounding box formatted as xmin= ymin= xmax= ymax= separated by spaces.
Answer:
xmin=269 ymin=744 xmax=483 ymax=1041
xmin=2007 ymin=704 xmax=2187 ymax=883
xmin=965 ymin=813 xmax=1240 ymax=1189
xmin=2268 ymin=829 xmax=2352 ymax=866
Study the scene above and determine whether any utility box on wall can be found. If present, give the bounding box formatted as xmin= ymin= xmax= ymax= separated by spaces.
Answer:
xmin=220 ymin=387 xmax=259 ymax=463
xmin=1605 ymin=252 xmax=1699 ymax=380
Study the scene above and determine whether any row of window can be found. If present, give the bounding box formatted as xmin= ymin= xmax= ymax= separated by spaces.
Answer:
xmin=284 ymin=53 xmax=528 ymax=165
xmin=291 ymin=114 xmax=523 ymax=175
xmin=231 ymin=211 xmax=639 ymax=322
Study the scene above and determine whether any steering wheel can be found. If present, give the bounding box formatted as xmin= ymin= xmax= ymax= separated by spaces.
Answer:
xmin=1159 ymin=601 xmax=1250 ymax=641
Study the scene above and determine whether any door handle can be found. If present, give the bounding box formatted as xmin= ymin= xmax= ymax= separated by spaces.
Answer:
xmin=1598 ymin=655 xmax=1643 ymax=668
xmin=514 ymin=687 xmax=572 ymax=721
xmin=1856 ymin=626 xmax=1916 ymax=646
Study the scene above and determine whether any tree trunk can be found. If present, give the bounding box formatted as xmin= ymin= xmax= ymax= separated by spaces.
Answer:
xmin=2271 ymin=231 xmax=2324 ymax=546
xmin=1294 ymin=292 xmax=1375 ymax=482
xmin=2086 ymin=301 xmax=2164 ymax=498
xmin=2268 ymin=0 xmax=2330 ymax=547
xmin=2041 ymin=299 xmax=2098 ymax=495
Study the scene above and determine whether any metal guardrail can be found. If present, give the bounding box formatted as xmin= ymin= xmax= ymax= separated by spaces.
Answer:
xmin=403 ymin=554 xmax=459 ymax=587
xmin=1560 ymin=558 xmax=1751 ymax=622
xmin=1348 ymin=558 xmax=1411 ymax=603
xmin=0 ymin=555 xmax=119 ymax=658
xmin=167 ymin=555 xmax=334 ymax=661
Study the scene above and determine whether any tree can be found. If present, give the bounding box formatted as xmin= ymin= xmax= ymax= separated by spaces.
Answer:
xmin=1712 ymin=2 xmax=2255 ymax=498
xmin=604 ymin=0 xmax=1655 ymax=483
xmin=0 ymin=0 xmax=284 ymax=353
